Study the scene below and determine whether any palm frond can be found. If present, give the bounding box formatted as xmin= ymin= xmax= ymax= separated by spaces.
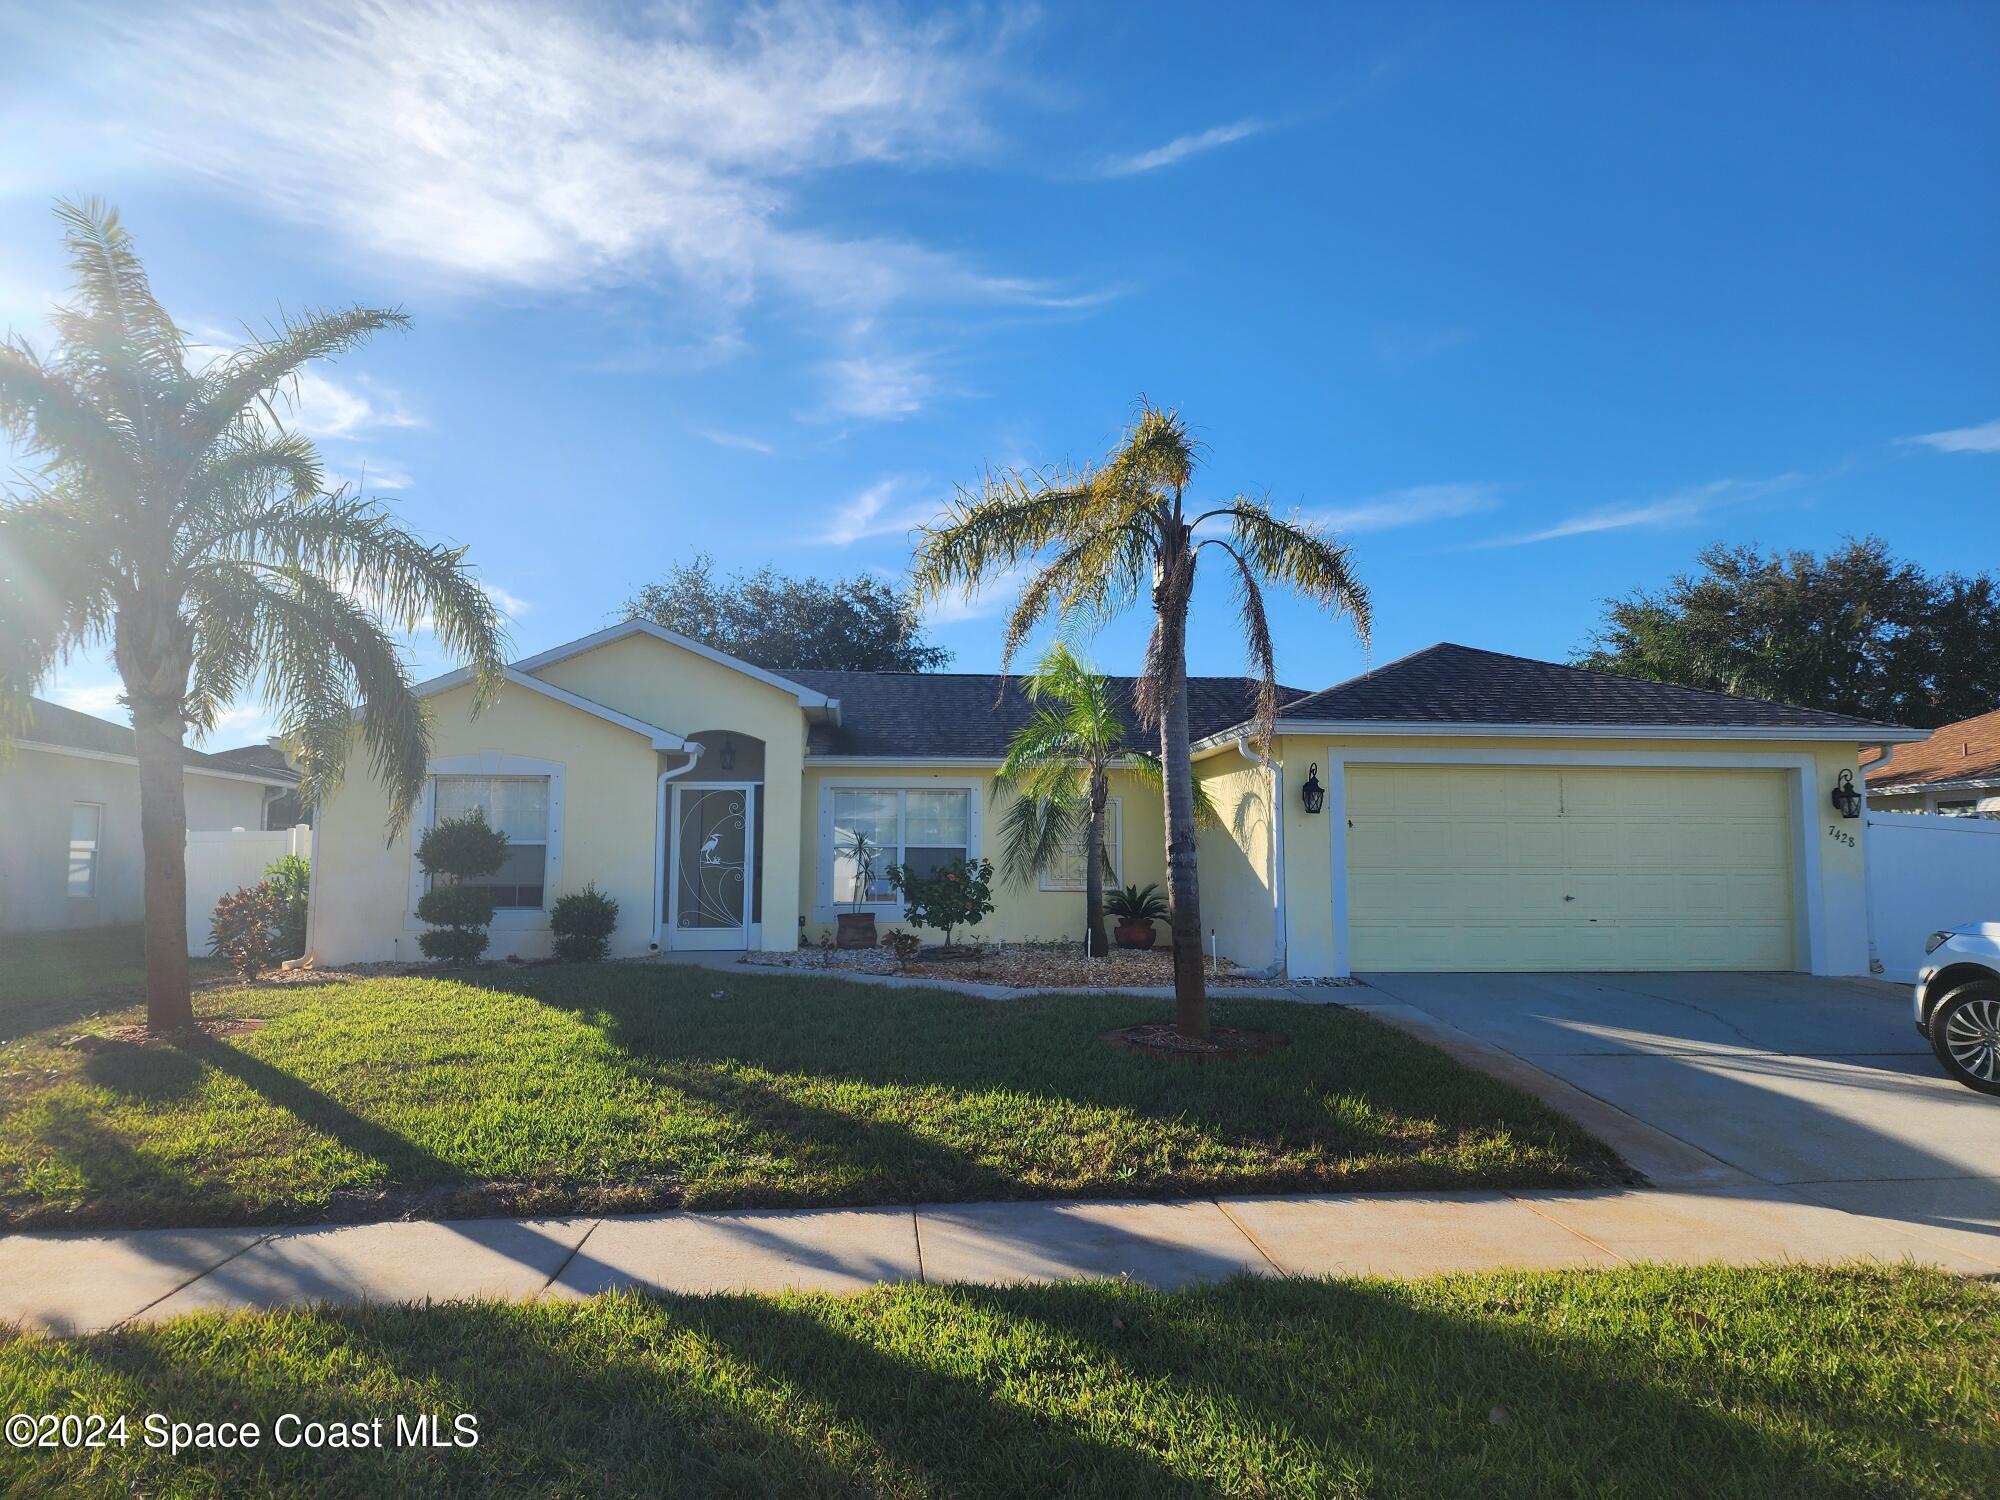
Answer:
xmin=50 ymin=197 xmax=188 ymax=393
xmin=0 ymin=496 xmax=117 ymax=743
xmin=1202 ymin=539 xmax=1279 ymax=745
xmin=1213 ymin=501 xmax=1373 ymax=644
xmin=0 ymin=339 xmax=141 ymax=498
xmin=183 ymin=305 xmax=410 ymax=463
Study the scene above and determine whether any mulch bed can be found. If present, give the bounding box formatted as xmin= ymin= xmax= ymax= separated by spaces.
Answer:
xmin=1101 ymin=1021 xmax=1288 ymax=1062
xmin=748 ymin=941 xmax=1275 ymax=989
xmin=68 ymin=1018 xmax=266 ymax=1050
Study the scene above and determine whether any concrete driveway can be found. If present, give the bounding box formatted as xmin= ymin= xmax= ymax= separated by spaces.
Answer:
xmin=1353 ymin=970 xmax=2000 ymax=1260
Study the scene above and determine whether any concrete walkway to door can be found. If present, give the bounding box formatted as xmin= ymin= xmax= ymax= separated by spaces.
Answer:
xmin=1352 ymin=971 xmax=2000 ymax=1270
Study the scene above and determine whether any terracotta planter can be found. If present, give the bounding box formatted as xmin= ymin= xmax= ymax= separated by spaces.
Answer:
xmin=1113 ymin=920 xmax=1157 ymax=950
xmin=835 ymin=913 xmax=878 ymax=950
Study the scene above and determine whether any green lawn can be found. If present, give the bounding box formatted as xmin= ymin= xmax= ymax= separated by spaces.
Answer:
xmin=2 ymin=1266 xmax=1994 ymax=1498
xmin=0 ymin=946 xmax=1619 ymax=1229
xmin=0 ymin=928 xmax=228 ymax=1044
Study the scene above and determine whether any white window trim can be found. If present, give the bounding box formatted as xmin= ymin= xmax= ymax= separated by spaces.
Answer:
xmin=815 ymin=776 xmax=982 ymax=922
xmin=1040 ymin=796 xmax=1122 ymax=892
xmin=1315 ymin=745 xmax=1831 ymax=980
xmin=405 ymin=753 xmax=565 ymax=932
xmin=68 ymin=800 xmax=104 ymax=899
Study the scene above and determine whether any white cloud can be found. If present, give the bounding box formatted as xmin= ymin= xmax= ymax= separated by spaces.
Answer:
xmin=1902 ymin=418 xmax=2000 ymax=455
xmin=281 ymin=372 xmax=422 ymax=442
xmin=816 ymin=477 xmax=939 ymax=546
xmin=1101 ymin=118 xmax=1270 ymax=177
xmin=819 ymin=352 xmax=938 ymax=421
xmin=49 ymin=680 xmax=126 ymax=718
xmin=923 ymin=562 xmax=1033 ymax=624
xmin=480 ymin=582 xmax=532 ymax=623
xmin=1305 ymin=483 xmax=1501 ymax=534
xmin=694 ymin=427 xmax=776 ymax=456
xmin=1479 ymin=474 xmax=1802 ymax=548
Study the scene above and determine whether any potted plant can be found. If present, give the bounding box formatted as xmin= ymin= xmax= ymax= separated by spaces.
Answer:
xmin=836 ymin=832 xmax=880 ymax=949
xmin=1105 ymin=883 xmax=1169 ymax=950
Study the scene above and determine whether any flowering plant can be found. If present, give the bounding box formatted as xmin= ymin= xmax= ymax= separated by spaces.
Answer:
xmin=886 ymin=857 xmax=995 ymax=946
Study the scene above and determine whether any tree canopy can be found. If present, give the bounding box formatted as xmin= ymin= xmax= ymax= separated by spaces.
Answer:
xmin=622 ymin=554 xmax=950 ymax=673
xmin=1577 ymin=538 xmax=2000 ymax=728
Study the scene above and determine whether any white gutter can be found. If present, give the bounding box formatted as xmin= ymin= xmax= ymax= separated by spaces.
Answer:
xmin=1234 ymin=736 xmax=1287 ymax=980
xmin=650 ymin=746 xmax=707 ymax=949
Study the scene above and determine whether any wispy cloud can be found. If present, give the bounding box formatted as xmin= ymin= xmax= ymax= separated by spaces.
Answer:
xmin=819 ymin=352 xmax=939 ymax=422
xmin=1477 ymin=474 xmax=1802 ymax=548
xmin=1101 ymin=117 xmax=1270 ymax=177
xmin=816 ymin=477 xmax=939 ymax=546
xmin=1901 ymin=418 xmax=2000 ymax=455
xmin=1306 ymin=483 xmax=1501 ymax=534
xmin=694 ymin=426 xmax=776 ymax=456
xmin=922 ymin=562 xmax=1032 ymax=624
xmin=281 ymin=371 xmax=422 ymax=442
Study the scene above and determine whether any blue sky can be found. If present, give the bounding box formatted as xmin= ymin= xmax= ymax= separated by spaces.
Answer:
xmin=3 ymin=1 xmax=1994 ymax=744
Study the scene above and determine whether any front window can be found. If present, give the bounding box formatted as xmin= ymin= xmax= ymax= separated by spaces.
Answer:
xmin=832 ymin=787 xmax=970 ymax=904
xmin=433 ymin=775 xmax=549 ymax=907
xmin=1042 ymin=798 xmax=1121 ymax=892
xmin=67 ymin=802 xmax=101 ymax=898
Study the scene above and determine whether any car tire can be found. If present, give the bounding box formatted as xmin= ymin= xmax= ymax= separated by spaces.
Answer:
xmin=1927 ymin=981 xmax=2000 ymax=1097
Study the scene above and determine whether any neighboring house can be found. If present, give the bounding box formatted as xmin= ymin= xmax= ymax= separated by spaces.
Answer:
xmin=204 ymin=740 xmax=312 ymax=827
xmin=308 ymin=624 xmax=1924 ymax=977
xmin=1 ymin=696 xmax=301 ymax=933
xmin=1863 ymin=709 xmax=2000 ymax=817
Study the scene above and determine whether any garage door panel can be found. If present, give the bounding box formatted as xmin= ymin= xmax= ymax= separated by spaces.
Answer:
xmin=1344 ymin=765 xmax=1796 ymax=972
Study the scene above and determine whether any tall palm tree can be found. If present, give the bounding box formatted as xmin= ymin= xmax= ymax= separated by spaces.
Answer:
xmin=0 ymin=200 xmax=506 ymax=1032
xmin=913 ymin=403 xmax=1370 ymax=1040
xmin=991 ymin=644 xmax=1129 ymax=959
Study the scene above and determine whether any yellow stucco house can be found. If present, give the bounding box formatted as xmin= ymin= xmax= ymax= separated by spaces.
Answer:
xmin=307 ymin=622 xmax=1924 ymax=977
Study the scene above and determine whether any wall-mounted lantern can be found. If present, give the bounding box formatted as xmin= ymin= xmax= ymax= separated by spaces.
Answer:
xmin=1830 ymin=768 xmax=1861 ymax=819
xmin=720 ymin=736 xmax=737 ymax=772
xmin=1300 ymin=762 xmax=1326 ymax=815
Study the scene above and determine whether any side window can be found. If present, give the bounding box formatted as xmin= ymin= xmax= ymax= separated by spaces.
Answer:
xmin=67 ymin=802 xmax=102 ymax=897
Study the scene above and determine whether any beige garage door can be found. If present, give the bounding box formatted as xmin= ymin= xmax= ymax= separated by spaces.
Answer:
xmin=1346 ymin=765 xmax=1796 ymax=971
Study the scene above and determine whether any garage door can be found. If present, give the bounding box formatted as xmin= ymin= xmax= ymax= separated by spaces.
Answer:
xmin=1346 ymin=766 xmax=1796 ymax=971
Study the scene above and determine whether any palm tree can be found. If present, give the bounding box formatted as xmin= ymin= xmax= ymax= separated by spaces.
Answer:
xmin=912 ymin=403 xmax=1370 ymax=1039
xmin=991 ymin=644 xmax=1129 ymax=959
xmin=0 ymin=200 xmax=506 ymax=1032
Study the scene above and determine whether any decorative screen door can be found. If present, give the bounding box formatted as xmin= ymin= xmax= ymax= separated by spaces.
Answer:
xmin=669 ymin=784 xmax=758 ymax=949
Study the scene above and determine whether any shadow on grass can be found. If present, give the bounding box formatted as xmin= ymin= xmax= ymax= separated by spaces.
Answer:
xmin=8 ymin=1271 xmax=1991 ymax=1498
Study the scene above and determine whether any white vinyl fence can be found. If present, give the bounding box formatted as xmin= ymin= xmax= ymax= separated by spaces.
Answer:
xmin=186 ymin=825 xmax=310 ymax=957
xmin=1865 ymin=810 xmax=2000 ymax=983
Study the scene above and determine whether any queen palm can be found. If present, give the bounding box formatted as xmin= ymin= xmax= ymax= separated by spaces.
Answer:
xmin=0 ymin=200 xmax=506 ymax=1032
xmin=913 ymin=403 xmax=1370 ymax=1039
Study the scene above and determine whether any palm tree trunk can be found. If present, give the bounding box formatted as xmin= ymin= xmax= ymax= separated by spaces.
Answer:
xmin=132 ymin=696 xmax=194 ymax=1031
xmin=1084 ymin=770 xmax=1110 ymax=959
xmin=1156 ymin=607 xmax=1207 ymax=1038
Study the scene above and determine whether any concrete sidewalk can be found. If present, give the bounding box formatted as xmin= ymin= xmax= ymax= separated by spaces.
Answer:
xmin=5 ymin=1182 xmax=1996 ymax=1336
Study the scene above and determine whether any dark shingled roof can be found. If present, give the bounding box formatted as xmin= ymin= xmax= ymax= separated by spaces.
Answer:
xmin=13 ymin=697 xmax=299 ymax=782
xmin=1273 ymin=643 xmax=1908 ymax=732
xmin=786 ymin=672 xmax=1311 ymax=758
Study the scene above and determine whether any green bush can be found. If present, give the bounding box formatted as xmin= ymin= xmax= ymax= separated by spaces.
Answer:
xmin=551 ymin=882 xmax=619 ymax=962
xmin=262 ymin=853 xmax=311 ymax=958
xmin=415 ymin=810 xmax=507 ymax=965
xmin=210 ymin=880 xmax=286 ymax=979
xmin=887 ymin=857 xmax=995 ymax=947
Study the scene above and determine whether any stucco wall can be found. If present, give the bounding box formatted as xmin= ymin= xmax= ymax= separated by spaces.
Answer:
xmin=1194 ymin=748 xmax=1276 ymax=968
xmin=798 ymin=764 xmax=1169 ymax=947
xmin=0 ymin=748 xmax=270 ymax=932
xmin=1274 ymin=734 xmax=1873 ymax=978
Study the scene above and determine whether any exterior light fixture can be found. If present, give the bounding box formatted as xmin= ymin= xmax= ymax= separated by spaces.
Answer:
xmin=720 ymin=736 xmax=737 ymax=771
xmin=1830 ymin=768 xmax=1861 ymax=819
xmin=1300 ymin=762 xmax=1326 ymax=815
xmin=1832 ymin=776 xmax=1864 ymax=824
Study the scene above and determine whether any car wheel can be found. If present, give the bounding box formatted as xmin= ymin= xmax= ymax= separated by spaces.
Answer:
xmin=1927 ymin=981 xmax=2000 ymax=1097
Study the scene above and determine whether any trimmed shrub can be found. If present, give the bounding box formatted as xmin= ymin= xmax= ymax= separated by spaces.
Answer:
xmin=880 ymin=928 xmax=922 ymax=968
xmin=551 ymin=882 xmax=619 ymax=962
xmin=415 ymin=810 xmax=507 ymax=965
xmin=263 ymin=853 xmax=311 ymax=958
xmin=210 ymin=881 xmax=287 ymax=979
xmin=887 ymin=857 xmax=996 ymax=947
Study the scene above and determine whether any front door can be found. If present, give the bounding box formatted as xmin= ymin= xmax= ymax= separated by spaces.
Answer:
xmin=668 ymin=783 xmax=758 ymax=949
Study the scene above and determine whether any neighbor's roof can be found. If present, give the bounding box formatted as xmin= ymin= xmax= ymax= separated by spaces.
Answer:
xmin=1258 ymin=643 xmax=1918 ymax=738
xmin=1864 ymin=708 xmax=2000 ymax=790
xmin=11 ymin=697 xmax=300 ymax=784
xmin=788 ymin=671 xmax=1310 ymax=759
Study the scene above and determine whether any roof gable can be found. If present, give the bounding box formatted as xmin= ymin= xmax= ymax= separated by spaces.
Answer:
xmin=1267 ymin=643 xmax=1918 ymax=739
xmin=1864 ymin=707 xmax=2000 ymax=789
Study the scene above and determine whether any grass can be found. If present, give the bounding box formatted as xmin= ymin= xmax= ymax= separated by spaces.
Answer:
xmin=0 ymin=927 xmax=228 ymax=1044
xmin=0 ymin=936 xmax=1619 ymax=1229
xmin=1 ymin=1265 xmax=1994 ymax=1498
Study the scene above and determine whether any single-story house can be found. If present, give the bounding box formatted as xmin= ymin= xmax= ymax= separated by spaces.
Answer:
xmin=1 ymin=696 xmax=301 ymax=933
xmin=307 ymin=623 xmax=1926 ymax=976
xmin=1863 ymin=709 xmax=2000 ymax=817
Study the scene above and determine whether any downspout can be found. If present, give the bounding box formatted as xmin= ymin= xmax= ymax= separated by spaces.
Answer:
xmin=1234 ymin=735 xmax=1286 ymax=980
xmin=1858 ymin=740 xmax=1888 ymax=974
xmin=651 ymin=746 xmax=706 ymax=950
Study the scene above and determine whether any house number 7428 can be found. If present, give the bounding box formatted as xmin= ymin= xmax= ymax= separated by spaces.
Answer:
xmin=1826 ymin=825 xmax=1857 ymax=848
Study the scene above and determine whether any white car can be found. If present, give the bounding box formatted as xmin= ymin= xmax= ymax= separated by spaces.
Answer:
xmin=1914 ymin=923 xmax=2000 ymax=1096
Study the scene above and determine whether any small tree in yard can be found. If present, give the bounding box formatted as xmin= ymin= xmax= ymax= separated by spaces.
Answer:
xmin=210 ymin=881 xmax=287 ymax=979
xmin=415 ymin=810 xmax=506 ymax=963
xmin=551 ymin=882 xmax=619 ymax=962
xmin=888 ymin=857 xmax=995 ymax=948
